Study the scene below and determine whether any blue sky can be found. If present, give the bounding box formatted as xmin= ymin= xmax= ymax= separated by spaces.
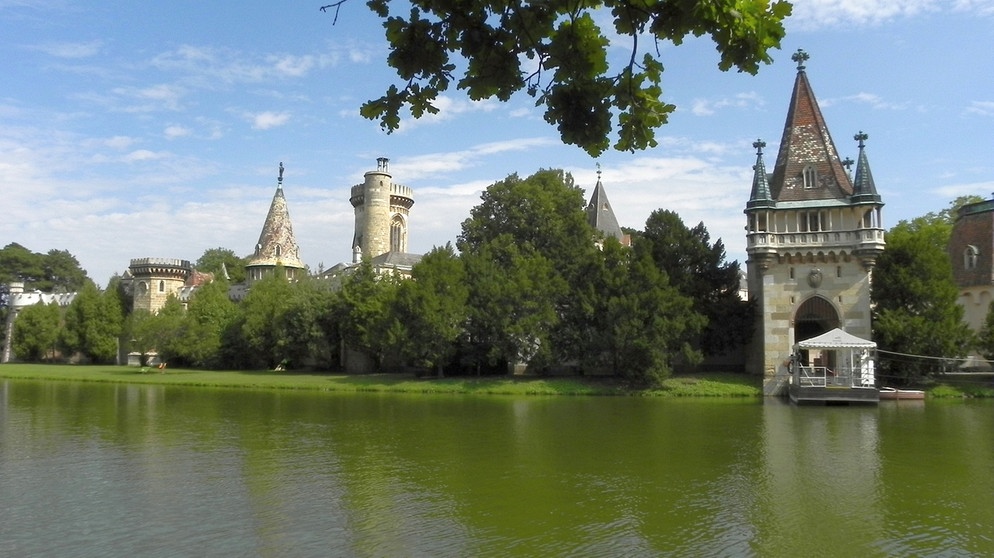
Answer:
xmin=2 ymin=1 xmax=994 ymax=286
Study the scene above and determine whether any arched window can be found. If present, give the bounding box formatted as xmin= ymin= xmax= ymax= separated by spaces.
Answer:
xmin=275 ymin=245 xmax=282 ymax=258
xmin=390 ymin=215 xmax=405 ymax=253
xmin=158 ymin=280 xmax=165 ymax=292
xmin=802 ymin=165 xmax=817 ymax=189
xmin=965 ymin=245 xmax=979 ymax=270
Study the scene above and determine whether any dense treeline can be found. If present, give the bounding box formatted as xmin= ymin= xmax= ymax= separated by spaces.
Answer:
xmin=5 ymin=170 xmax=752 ymax=386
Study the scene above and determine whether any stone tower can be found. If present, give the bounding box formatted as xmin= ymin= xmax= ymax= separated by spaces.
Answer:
xmin=129 ymin=258 xmax=192 ymax=313
xmin=744 ymin=50 xmax=885 ymax=389
xmin=350 ymin=157 xmax=415 ymax=262
xmin=245 ymin=162 xmax=305 ymax=283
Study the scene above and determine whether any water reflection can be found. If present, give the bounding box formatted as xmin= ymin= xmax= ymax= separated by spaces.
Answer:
xmin=0 ymin=380 xmax=992 ymax=557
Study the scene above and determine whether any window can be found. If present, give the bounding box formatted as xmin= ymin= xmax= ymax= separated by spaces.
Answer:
xmin=965 ymin=245 xmax=979 ymax=270
xmin=158 ymin=280 xmax=165 ymax=292
xmin=275 ymin=245 xmax=282 ymax=257
xmin=802 ymin=165 xmax=817 ymax=189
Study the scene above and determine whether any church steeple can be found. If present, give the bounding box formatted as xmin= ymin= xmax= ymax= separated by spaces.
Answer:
xmin=851 ymin=131 xmax=881 ymax=203
xmin=585 ymin=165 xmax=626 ymax=244
xmin=747 ymin=139 xmax=774 ymax=209
xmin=769 ymin=49 xmax=853 ymax=202
xmin=245 ymin=162 xmax=305 ymax=282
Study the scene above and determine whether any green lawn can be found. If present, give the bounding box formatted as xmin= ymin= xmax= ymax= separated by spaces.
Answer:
xmin=0 ymin=363 xmax=763 ymax=398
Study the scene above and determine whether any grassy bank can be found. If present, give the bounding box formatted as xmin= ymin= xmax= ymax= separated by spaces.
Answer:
xmin=0 ymin=363 xmax=762 ymax=398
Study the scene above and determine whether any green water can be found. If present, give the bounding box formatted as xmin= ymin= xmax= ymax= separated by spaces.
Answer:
xmin=1 ymin=380 xmax=991 ymax=557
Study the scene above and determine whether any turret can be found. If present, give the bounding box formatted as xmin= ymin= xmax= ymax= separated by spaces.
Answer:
xmin=350 ymin=157 xmax=415 ymax=260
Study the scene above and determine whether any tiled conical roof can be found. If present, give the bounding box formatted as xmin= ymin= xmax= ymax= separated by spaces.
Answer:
xmin=585 ymin=170 xmax=624 ymax=242
xmin=769 ymin=50 xmax=853 ymax=202
xmin=246 ymin=163 xmax=304 ymax=270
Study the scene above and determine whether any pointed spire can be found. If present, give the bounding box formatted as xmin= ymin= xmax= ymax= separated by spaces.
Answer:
xmin=246 ymin=163 xmax=305 ymax=274
xmin=585 ymin=165 xmax=625 ymax=243
xmin=747 ymin=139 xmax=775 ymax=209
xmin=851 ymin=131 xmax=881 ymax=202
xmin=769 ymin=50 xmax=853 ymax=202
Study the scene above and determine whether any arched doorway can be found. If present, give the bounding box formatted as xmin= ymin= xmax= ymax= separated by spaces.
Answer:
xmin=794 ymin=296 xmax=841 ymax=369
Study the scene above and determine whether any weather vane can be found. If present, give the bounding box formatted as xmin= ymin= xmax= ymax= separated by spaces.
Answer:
xmin=278 ymin=162 xmax=284 ymax=185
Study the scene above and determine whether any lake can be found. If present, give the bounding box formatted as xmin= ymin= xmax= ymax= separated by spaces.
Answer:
xmin=1 ymin=380 xmax=991 ymax=557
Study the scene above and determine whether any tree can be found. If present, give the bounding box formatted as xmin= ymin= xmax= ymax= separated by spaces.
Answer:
xmin=145 ymin=296 xmax=187 ymax=365
xmin=392 ymin=244 xmax=469 ymax=376
xmin=236 ymin=270 xmax=296 ymax=369
xmin=11 ymin=301 xmax=62 ymax=362
xmin=458 ymin=169 xmax=600 ymax=367
xmin=276 ymin=278 xmax=339 ymax=370
xmin=196 ymin=247 xmax=248 ymax=284
xmin=335 ymin=260 xmax=401 ymax=369
xmin=0 ymin=243 xmax=89 ymax=293
xmin=873 ymin=219 xmax=974 ymax=384
xmin=976 ymin=301 xmax=994 ymax=361
xmin=577 ymin=238 xmax=703 ymax=386
xmin=327 ymin=0 xmax=791 ymax=155
xmin=62 ymin=282 xmax=123 ymax=363
xmin=635 ymin=209 xmax=753 ymax=355
xmin=180 ymin=279 xmax=239 ymax=369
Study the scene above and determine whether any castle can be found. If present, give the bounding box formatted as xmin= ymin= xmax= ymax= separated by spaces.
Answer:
xmin=33 ymin=53 xmax=994 ymax=385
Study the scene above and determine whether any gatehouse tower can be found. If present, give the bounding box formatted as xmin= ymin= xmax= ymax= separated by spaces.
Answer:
xmin=744 ymin=50 xmax=885 ymax=391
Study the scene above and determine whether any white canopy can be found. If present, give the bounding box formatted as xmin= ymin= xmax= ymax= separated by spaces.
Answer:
xmin=796 ymin=328 xmax=876 ymax=350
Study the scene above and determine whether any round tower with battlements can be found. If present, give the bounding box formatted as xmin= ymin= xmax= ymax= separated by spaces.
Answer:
xmin=350 ymin=157 xmax=414 ymax=261
xmin=129 ymin=258 xmax=192 ymax=313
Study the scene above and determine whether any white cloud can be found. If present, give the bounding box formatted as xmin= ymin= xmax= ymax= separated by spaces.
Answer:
xmin=164 ymin=125 xmax=191 ymax=139
xmin=249 ymin=111 xmax=291 ymax=130
xmin=110 ymin=83 xmax=185 ymax=112
xmin=29 ymin=40 xmax=103 ymax=59
xmin=933 ymin=180 xmax=994 ymax=198
xmin=690 ymin=92 xmax=763 ymax=116
xmin=966 ymin=101 xmax=994 ymax=116
xmin=124 ymin=149 xmax=167 ymax=162
xmin=822 ymin=92 xmax=909 ymax=111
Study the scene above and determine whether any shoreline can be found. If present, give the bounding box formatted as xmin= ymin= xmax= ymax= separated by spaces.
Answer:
xmin=0 ymin=364 xmax=763 ymax=398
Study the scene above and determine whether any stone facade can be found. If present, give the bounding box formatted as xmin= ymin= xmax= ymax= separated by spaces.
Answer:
xmin=128 ymin=258 xmax=192 ymax=313
xmin=949 ymin=198 xmax=994 ymax=330
xmin=744 ymin=51 xmax=885 ymax=391
xmin=350 ymin=157 xmax=414 ymax=262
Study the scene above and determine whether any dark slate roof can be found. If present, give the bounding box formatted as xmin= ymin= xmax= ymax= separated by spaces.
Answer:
xmin=246 ymin=181 xmax=305 ymax=270
xmin=747 ymin=139 xmax=775 ymax=209
xmin=769 ymin=64 xmax=853 ymax=202
xmin=370 ymin=251 xmax=422 ymax=269
xmin=585 ymin=176 xmax=625 ymax=241
xmin=851 ymin=132 xmax=881 ymax=203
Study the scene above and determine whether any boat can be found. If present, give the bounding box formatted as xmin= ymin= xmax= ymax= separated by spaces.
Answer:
xmin=878 ymin=387 xmax=926 ymax=400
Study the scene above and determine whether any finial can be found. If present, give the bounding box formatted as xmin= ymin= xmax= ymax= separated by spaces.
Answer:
xmin=854 ymin=131 xmax=868 ymax=149
xmin=791 ymin=49 xmax=809 ymax=71
xmin=753 ymin=139 xmax=766 ymax=155
xmin=278 ymin=162 xmax=285 ymax=186
xmin=596 ymin=162 xmax=602 ymax=181
xmin=842 ymin=157 xmax=854 ymax=174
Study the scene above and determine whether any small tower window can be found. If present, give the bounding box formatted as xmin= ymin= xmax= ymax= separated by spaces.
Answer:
xmin=158 ymin=280 xmax=165 ymax=292
xmin=802 ymin=165 xmax=817 ymax=189
xmin=965 ymin=245 xmax=979 ymax=270
xmin=275 ymin=245 xmax=282 ymax=257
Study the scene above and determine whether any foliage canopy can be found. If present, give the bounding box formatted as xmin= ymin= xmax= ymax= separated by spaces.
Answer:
xmin=326 ymin=0 xmax=792 ymax=155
